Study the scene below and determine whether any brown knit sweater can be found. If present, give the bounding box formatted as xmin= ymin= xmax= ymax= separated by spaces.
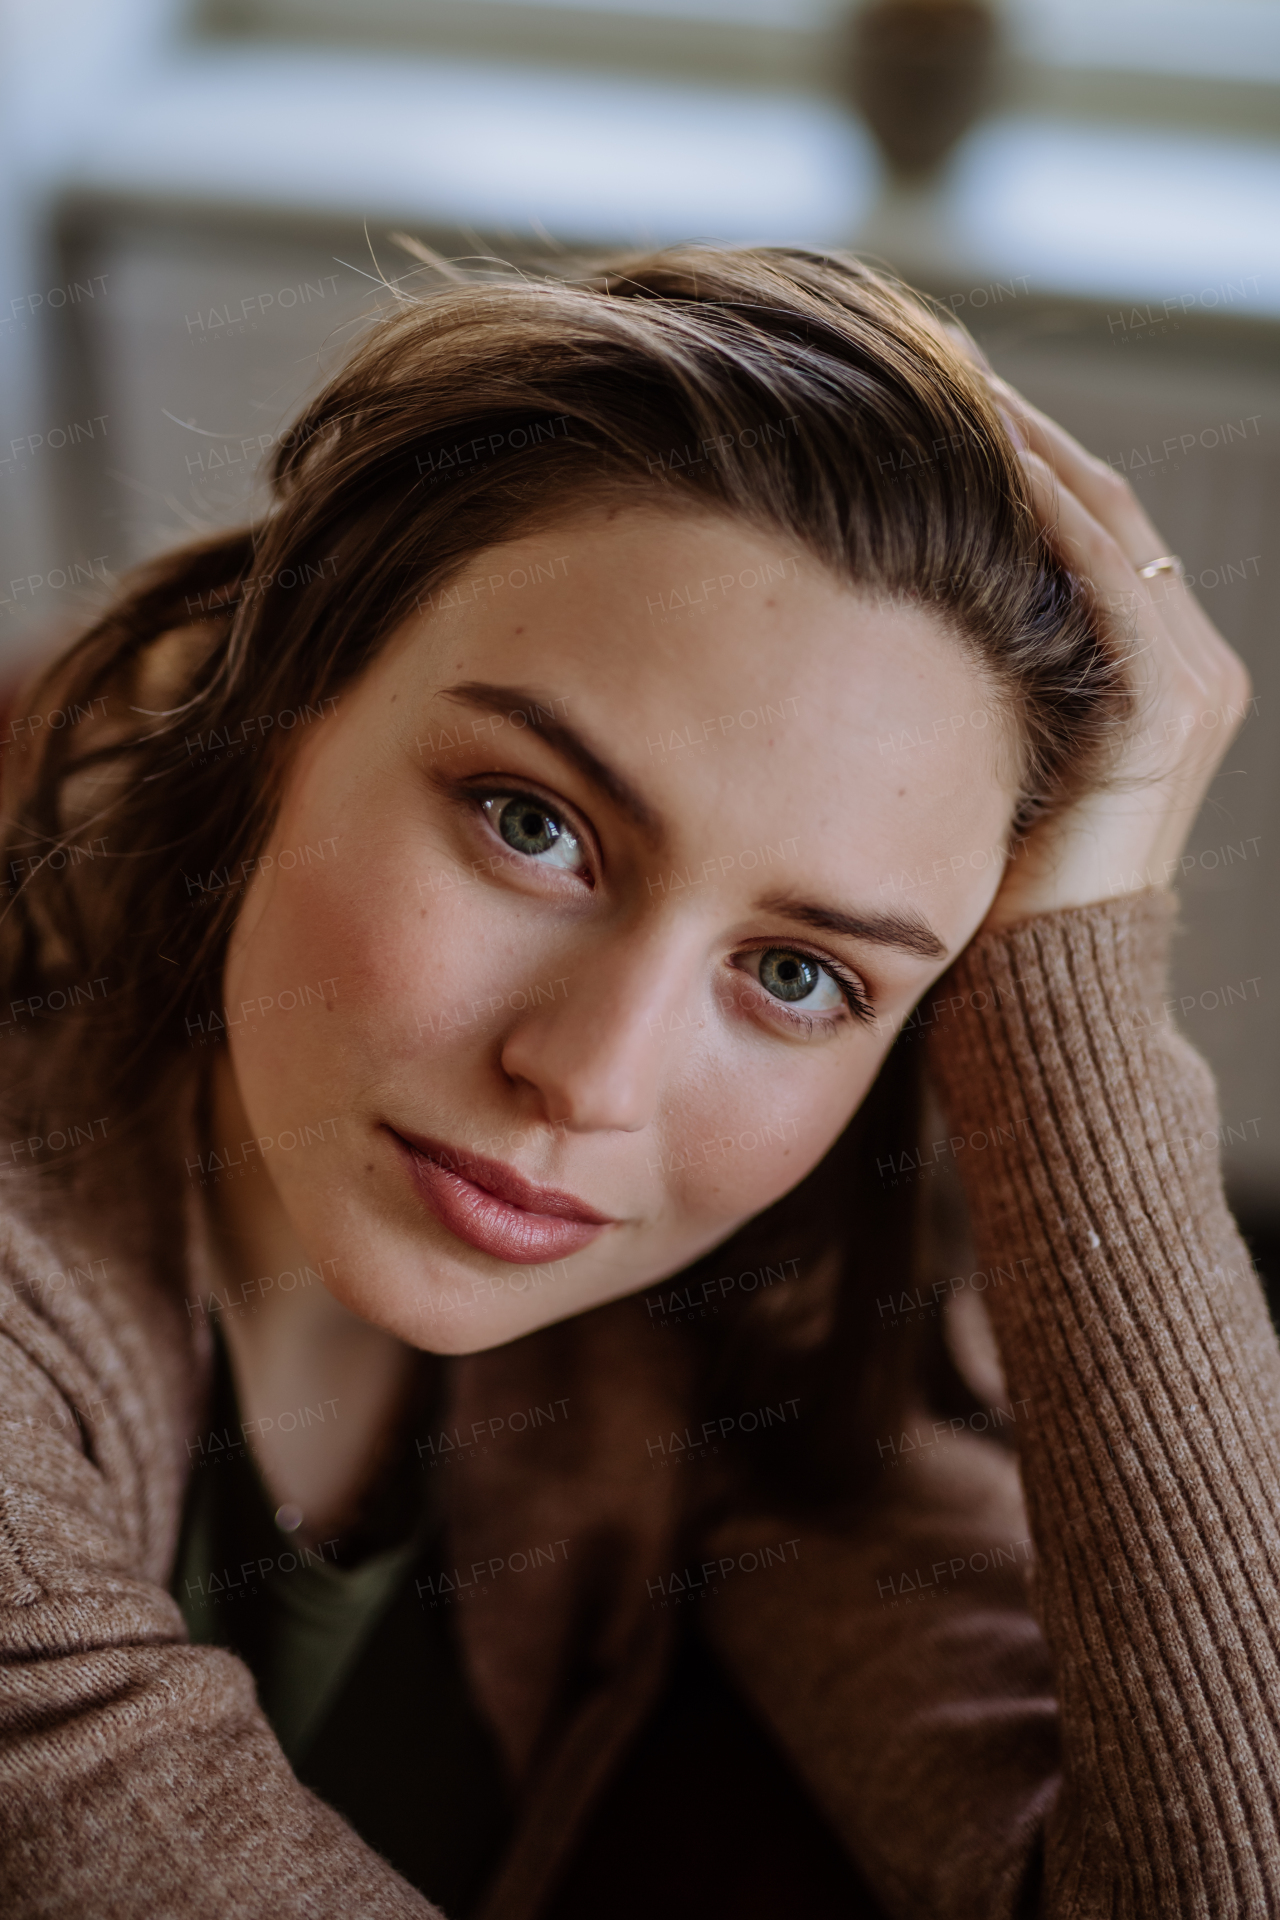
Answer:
xmin=2 ymin=890 xmax=1278 ymax=1918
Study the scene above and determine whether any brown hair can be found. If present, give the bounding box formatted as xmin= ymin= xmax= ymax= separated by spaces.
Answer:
xmin=0 ymin=244 xmax=1126 ymax=1498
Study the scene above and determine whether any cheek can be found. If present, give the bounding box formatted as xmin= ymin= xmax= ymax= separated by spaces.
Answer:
xmin=220 ymin=848 xmax=412 ymax=1133
xmin=659 ymin=1042 xmax=881 ymax=1236
xmin=221 ymin=833 xmax=561 ymax=1122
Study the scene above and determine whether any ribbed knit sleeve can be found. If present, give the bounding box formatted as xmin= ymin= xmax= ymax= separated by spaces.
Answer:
xmin=925 ymin=888 xmax=1280 ymax=1915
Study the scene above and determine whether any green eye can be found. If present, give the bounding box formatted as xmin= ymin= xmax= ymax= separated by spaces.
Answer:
xmin=735 ymin=944 xmax=869 ymax=1031
xmin=498 ymin=799 xmax=560 ymax=856
xmin=758 ymin=948 xmax=822 ymax=1003
xmin=481 ymin=794 xmax=586 ymax=872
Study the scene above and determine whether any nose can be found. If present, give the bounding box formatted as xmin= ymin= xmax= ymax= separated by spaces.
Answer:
xmin=499 ymin=929 xmax=687 ymax=1135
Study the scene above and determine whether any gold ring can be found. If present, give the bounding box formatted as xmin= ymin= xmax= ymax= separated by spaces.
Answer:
xmin=1137 ymin=554 xmax=1183 ymax=579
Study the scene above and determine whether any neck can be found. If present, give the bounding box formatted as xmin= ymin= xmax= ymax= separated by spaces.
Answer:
xmin=200 ymin=1052 xmax=422 ymax=1543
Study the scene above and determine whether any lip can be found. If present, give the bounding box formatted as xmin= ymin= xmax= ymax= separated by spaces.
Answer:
xmin=389 ymin=1127 xmax=615 ymax=1266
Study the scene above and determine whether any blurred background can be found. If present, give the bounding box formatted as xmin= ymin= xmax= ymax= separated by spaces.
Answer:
xmin=1 ymin=0 xmax=1277 ymax=1270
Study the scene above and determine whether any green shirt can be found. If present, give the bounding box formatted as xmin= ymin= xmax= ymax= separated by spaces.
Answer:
xmin=172 ymin=1324 xmax=512 ymax=1916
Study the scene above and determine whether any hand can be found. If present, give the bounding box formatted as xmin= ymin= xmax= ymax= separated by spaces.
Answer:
xmin=979 ymin=379 xmax=1253 ymax=935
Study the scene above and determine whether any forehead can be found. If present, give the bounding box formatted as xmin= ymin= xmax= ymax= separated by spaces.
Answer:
xmin=405 ymin=506 xmax=1016 ymax=805
xmin=364 ymin=509 xmax=1023 ymax=958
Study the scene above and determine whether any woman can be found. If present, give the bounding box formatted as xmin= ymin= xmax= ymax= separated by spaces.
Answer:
xmin=0 ymin=246 xmax=1273 ymax=1919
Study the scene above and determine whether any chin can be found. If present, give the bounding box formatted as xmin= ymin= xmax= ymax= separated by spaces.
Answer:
xmin=315 ymin=1230 xmax=585 ymax=1356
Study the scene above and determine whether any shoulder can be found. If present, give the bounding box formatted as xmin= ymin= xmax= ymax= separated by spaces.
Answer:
xmin=0 ymin=1167 xmax=208 ymax=1583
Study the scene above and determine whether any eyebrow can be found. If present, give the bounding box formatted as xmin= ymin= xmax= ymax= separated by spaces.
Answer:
xmin=441 ymin=680 xmax=664 ymax=840
xmin=757 ymin=892 xmax=948 ymax=961
xmin=441 ymin=681 xmax=948 ymax=960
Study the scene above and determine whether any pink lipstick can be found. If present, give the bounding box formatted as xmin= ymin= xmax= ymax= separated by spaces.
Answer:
xmin=389 ymin=1128 xmax=614 ymax=1265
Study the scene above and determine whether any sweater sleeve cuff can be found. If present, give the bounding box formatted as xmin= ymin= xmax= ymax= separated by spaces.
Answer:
xmin=932 ymin=887 xmax=1178 ymax=1058
xmin=921 ymin=888 xmax=1186 ymax=1223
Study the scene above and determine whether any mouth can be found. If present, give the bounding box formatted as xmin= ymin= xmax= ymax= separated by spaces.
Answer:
xmin=388 ymin=1126 xmax=615 ymax=1266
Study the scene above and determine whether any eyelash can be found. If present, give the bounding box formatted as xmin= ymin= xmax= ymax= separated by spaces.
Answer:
xmin=463 ymin=783 xmax=877 ymax=1034
xmin=733 ymin=948 xmax=876 ymax=1032
xmin=468 ymin=783 xmax=595 ymax=882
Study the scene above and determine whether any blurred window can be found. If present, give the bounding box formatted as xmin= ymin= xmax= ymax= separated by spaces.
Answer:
xmin=197 ymin=0 xmax=1280 ymax=132
xmin=1011 ymin=0 xmax=1280 ymax=82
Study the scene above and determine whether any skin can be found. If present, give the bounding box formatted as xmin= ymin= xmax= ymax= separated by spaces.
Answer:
xmin=206 ymin=406 xmax=1250 ymax=1541
xmin=982 ymin=380 xmax=1250 ymax=927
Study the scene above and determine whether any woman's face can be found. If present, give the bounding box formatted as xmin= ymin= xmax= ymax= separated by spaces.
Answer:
xmin=214 ymin=507 xmax=1018 ymax=1353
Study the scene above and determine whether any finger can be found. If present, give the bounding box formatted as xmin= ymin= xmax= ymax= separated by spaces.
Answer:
xmin=991 ymin=377 xmax=1169 ymax=570
xmin=1019 ymin=444 xmax=1229 ymax=678
xmin=1017 ymin=454 xmax=1247 ymax=813
xmin=1018 ymin=450 xmax=1206 ymax=693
